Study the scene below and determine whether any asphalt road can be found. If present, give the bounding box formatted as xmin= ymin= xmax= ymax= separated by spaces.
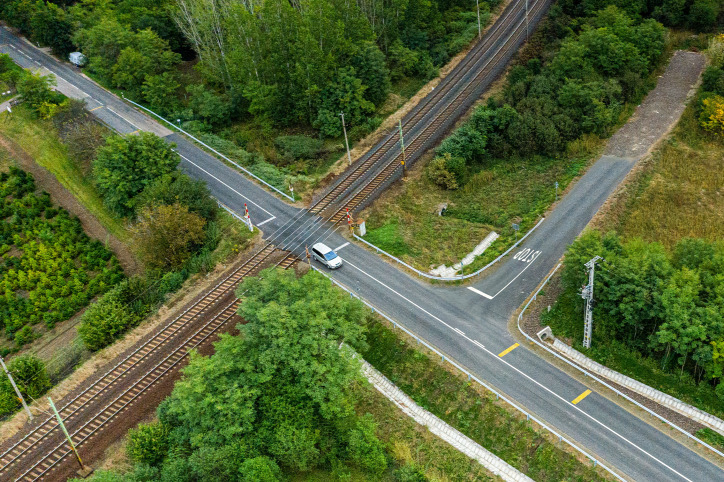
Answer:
xmin=1 ymin=23 xmax=721 ymax=482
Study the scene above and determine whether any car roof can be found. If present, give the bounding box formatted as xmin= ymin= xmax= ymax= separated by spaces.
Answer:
xmin=312 ymin=242 xmax=333 ymax=253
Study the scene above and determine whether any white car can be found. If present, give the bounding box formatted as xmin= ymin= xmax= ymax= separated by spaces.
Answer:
xmin=311 ymin=243 xmax=343 ymax=269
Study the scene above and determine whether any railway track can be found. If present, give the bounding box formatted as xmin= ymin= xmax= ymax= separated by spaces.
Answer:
xmin=322 ymin=0 xmax=551 ymax=224
xmin=0 ymin=244 xmax=298 ymax=481
xmin=308 ymin=0 xmax=549 ymax=220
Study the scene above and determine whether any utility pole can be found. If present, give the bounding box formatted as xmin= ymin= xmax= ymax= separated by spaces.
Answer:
xmin=0 ymin=357 xmax=32 ymax=420
xmin=475 ymin=0 xmax=482 ymax=39
xmin=398 ymin=120 xmax=407 ymax=178
xmin=48 ymin=397 xmax=89 ymax=475
xmin=581 ymin=256 xmax=603 ymax=349
xmin=339 ymin=112 xmax=352 ymax=166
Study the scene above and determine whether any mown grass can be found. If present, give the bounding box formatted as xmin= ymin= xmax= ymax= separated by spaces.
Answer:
xmin=361 ymin=321 xmax=611 ymax=481
xmin=0 ymin=106 xmax=128 ymax=241
xmin=361 ymin=152 xmax=591 ymax=271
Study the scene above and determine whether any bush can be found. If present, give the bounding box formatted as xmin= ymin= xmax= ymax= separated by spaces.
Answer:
xmin=426 ymin=154 xmax=459 ymax=190
xmin=13 ymin=325 xmax=38 ymax=347
xmin=394 ymin=464 xmax=428 ymax=481
xmin=239 ymin=457 xmax=282 ymax=481
xmin=274 ymin=135 xmax=323 ymax=161
xmin=699 ymin=94 xmax=724 ymax=135
xmin=348 ymin=414 xmax=387 ymax=476
xmin=133 ymin=172 xmax=217 ymax=223
xmin=0 ymin=355 xmax=51 ymax=416
xmin=77 ymin=289 xmax=137 ymax=351
xmin=127 ymin=421 xmax=170 ymax=466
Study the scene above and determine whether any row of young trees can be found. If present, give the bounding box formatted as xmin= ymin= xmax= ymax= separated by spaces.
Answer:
xmin=0 ymin=167 xmax=124 ymax=346
xmin=78 ymin=269 xmax=414 ymax=481
xmin=699 ymin=35 xmax=724 ymax=135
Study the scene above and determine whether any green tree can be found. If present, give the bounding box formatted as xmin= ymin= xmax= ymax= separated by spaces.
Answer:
xmin=17 ymin=72 xmax=57 ymax=114
xmin=134 ymin=172 xmax=217 ymax=222
xmin=348 ymin=414 xmax=387 ymax=476
xmin=186 ymin=84 xmax=231 ymax=127
xmin=0 ymin=355 xmax=51 ymax=416
xmin=93 ymin=132 xmax=179 ymax=216
xmin=350 ymin=41 xmax=391 ymax=106
xmin=315 ymin=67 xmax=375 ymax=137
xmin=158 ymin=268 xmax=368 ymax=472
xmin=130 ymin=203 xmax=206 ymax=269
xmin=78 ymin=290 xmax=137 ymax=351
xmin=142 ymin=73 xmax=180 ymax=115
xmin=30 ymin=1 xmax=74 ymax=57
xmin=127 ymin=422 xmax=170 ymax=467
xmin=239 ymin=457 xmax=282 ymax=482
xmin=74 ymin=19 xmax=135 ymax=80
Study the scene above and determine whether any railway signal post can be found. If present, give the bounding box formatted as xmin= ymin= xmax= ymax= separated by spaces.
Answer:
xmin=0 ymin=356 xmax=32 ymax=420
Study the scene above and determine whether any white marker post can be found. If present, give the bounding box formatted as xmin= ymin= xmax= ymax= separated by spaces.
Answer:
xmin=244 ymin=203 xmax=253 ymax=232
xmin=289 ymin=184 xmax=294 ymax=202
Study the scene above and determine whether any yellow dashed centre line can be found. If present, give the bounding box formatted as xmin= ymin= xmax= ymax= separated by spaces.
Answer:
xmin=89 ymin=105 xmax=103 ymax=111
xmin=572 ymin=389 xmax=592 ymax=405
xmin=498 ymin=343 xmax=519 ymax=357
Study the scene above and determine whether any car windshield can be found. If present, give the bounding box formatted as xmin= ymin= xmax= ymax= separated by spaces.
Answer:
xmin=323 ymin=251 xmax=338 ymax=261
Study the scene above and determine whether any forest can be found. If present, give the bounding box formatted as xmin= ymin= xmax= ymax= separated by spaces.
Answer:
xmin=1 ymin=0 xmax=494 ymax=192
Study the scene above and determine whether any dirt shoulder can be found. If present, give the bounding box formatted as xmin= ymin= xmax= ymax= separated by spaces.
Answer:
xmin=0 ymin=132 xmax=140 ymax=275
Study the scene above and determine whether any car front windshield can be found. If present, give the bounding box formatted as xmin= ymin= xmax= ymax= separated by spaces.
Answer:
xmin=323 ymin=251 xmax=338 ymax=261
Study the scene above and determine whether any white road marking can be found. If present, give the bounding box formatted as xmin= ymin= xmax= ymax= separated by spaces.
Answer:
xmin=468 ymin=287 xmax=493 ymax=299
xmin=454 ymin=328 xmax=465 ymax=335
xmin=334 ymin=242 xmax=350 ymax=251
xmin=472 ymin=340 xmax=485 ymax=350
xmin=468 ymin=257 xmax=539 ymax=300
xmin=106 ymin=106 xmax=141 ymax=132
xmin=176 ymin=152 xmax=275 ymax=218
xmin=339 ymin=257 xmax=693 ymax=482
xmin=256 ymin=216 xmax=275 ymax=227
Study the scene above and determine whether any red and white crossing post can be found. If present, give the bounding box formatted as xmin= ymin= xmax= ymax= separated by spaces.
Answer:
xmin=244 ymin=203 xmax=253 ymax=232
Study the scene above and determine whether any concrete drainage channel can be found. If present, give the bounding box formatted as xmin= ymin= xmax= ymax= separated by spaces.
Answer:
xmin=362 ymin=361 xmax=532 ymax=481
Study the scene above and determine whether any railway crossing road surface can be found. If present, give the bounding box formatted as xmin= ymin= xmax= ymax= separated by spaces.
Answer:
xmin=1 ymin=19 xmax=721 ymax=482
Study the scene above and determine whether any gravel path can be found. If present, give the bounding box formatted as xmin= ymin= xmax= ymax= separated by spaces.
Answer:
xmin=604 ymin=50 xmax=705 ymax=159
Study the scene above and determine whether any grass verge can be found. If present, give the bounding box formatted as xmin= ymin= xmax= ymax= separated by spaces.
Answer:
xmin=361 ymin=320 xmax=612 ymax=481
xmin=0 ymin=106 xmax=127 ymax=241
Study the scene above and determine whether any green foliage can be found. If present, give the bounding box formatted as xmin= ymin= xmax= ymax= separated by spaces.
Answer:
xmin=17 ymin=72 xmax=59 ymax=115
xmin=152 ymin=268 xmax=379 ymax=476
xmin=393 ymin=464 xmax=428 ymax=481
xmin=93 ymin=132 xmax=179 ymax=216
xmin=133 ymin=172 xmax=217 ymax=222
xmin=0 ymin=168 xmax=123 ymax=339
xmin=347 ymin=414 xmax=388 ymax=475
xmin=127 ymin=421 xmax=170 ymax=466
xmin=77 ymin=284 xmax=138 ymax=351
xmin=274 ymin=135 xmax=324 ymax=162
xmin=558 ymin=232 xmax=724 ymax=385
xmin=425 ymin=154 xmax=459 ymax=190
xmin=131 ymin=203 xmax=207 ymax=270
xmin=142 ymin=72 xmax=180 ymax=115
xmin=0 ymin=355 xmax=50 ymax=417
xmin=186 ymin=84 xmax=231 ymax=128
xmin=316 ymin=67 xmax=375 ymax=138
